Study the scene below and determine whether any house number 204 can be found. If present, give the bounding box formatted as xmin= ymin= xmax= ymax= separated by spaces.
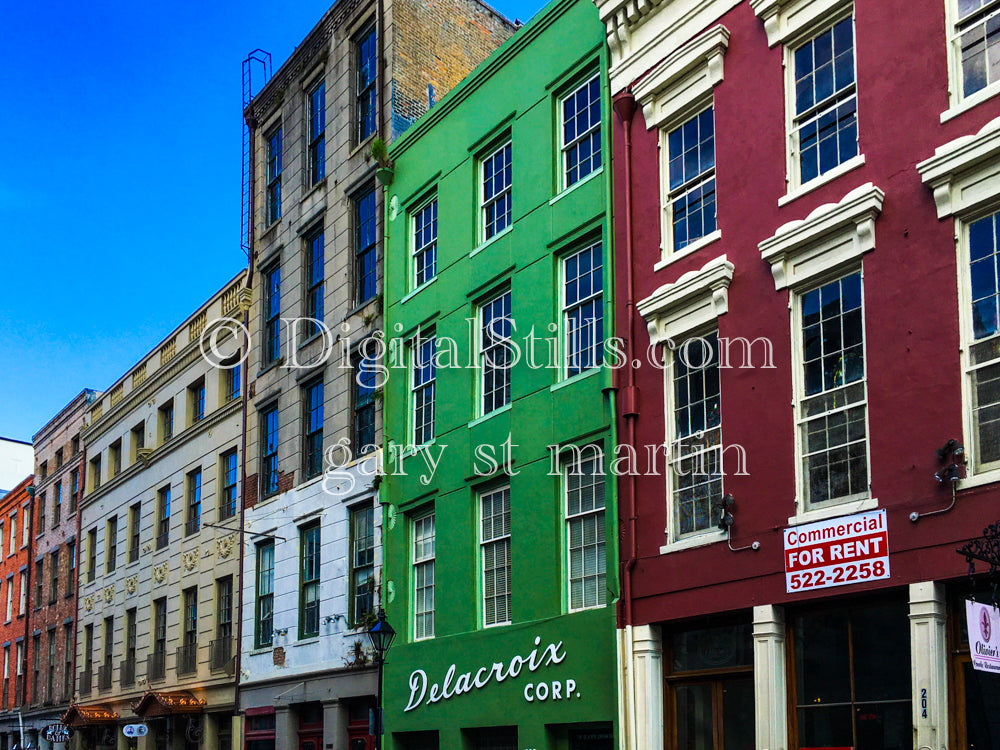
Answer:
xmin=920 ymin=688 xmax=928 ymax=719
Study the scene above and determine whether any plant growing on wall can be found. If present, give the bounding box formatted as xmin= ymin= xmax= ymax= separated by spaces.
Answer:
xmin=371 ymin=138 xmax=394 ymax=186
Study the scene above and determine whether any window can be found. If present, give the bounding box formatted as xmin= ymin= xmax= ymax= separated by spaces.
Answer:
xmin=299 ymin=523 xmax=321 ymax=639
xmin=4 ymin=576 xmax=10 ymax=621
xmin=53 ymin=482 xmax=61 ymax=526
xmin=664 ymin=108 xmax=716 ymax=252
xmin=412 ymin=513 xmax=435 ymax=640
xmin=480 ymin=291 xmax=513 ymax=415
xmin=309 ymin=80 xmax=326 ymax=184
xmin=480 ymin=486 xmax=511 ymax=626
xmin=87 ymin=528 xmax=97 ymax=583
xmin=355 ymin=188 xmax=377 ymax=305
xmin=54 ymin=449 xmax=63 ymax=469
xmin=349 ymin=504 xmax=375 ymax=625
xmin=255 ymin=541 xmax=274 ymax=649
xmin=791 ymin=17 xmax=857 ymax=185
xmin=561 ymin=74 xmax=601 ymax=188
xmin=83 ymin=624 xmax=93 ymax=674
xmin=189 ymin=379 xmax=206 ymax=424
xmin=71 ymin=435 xmax=80 ymax=455
xmin=46 ymin=629 xmax=54 ymax=700
xmin=220 ymin=450 xmax=238 ymax=521
xmin=226 ymin=360 xmax=241 ymax=402
xmin=156 ymin=485 xmax=171 ymax=549
xmin=39 ymin=461 xmax=47 ymax=481
xmin=70 ymin=470 xmax=79 ymax=513
xmin=153 ymin=597 xmax=167 ymax=656
xmin=18 ymin=571 xmax=25 ymax=615
xmin=131 ymin=421 xmax=145 ymax=463
xmin=792 ymin=601 xmax=910 ymax=746
xmin=38 ymin=491 xmax=46 ymax=535
xmin=109 ymin=439 xmax=121 ymax=477
xmin=954 ymin=0 xmax=1000 ymax=99
xmin=796 ymin=272 xmax=868 ymax=507
xmin=31 ymin=634 xmax=39 ymax=700
xmin=412 ymin=334 xmax=436 ymax=445
xmin=305 ymin=229 xmax=325 ymax=337
xmin=353 ymin=355 xmax=377 ymax=454
xmin=2 ymin=645 xmax=8 ymax=709
xmin=481 ymin=141 xmax=512 ymax=240
xmin=965 ymin=211 xmax=1000 ymax=469
xmin=304 ymin=380 xmax=324 ymax=480
xmin=564 ymin=243 xmax=604 ymax=377
xmin=260 ymin=405 xmax=279 ymax=498
xmin=183 ymin=587 xmax=197 ymax=645
xmin=63 ymin=624 xmax=72 ymax=700
xmin=34 ymin=560 xmax=42 ymax=609
xmin=266 ymin=126 xmax=282 ymax=224
xmin=66 ymin=542 xmax=75 ymax=595
xmin=159 ymin=401 xmax=174 ymax=443
xmin=125 ymin=608 xmax=136 ymax=675
xmin=356 ymin=23 xmax=377 ymax=143
xmin=21 ymin=508 xmax=28 ymax=546
xmin=8 ymin=513 xmax=15 ymax=555
xmin=413 ymin=198 xmax=437 ymax=288
xmin=106 ymin=516 xmax=117 ymax=573
xmin=670 ymin=331 xmax=723 ymax=539
xmin=0 ymin=522 xmax=4 ymax=558
xmin=216 ymin=576 xmax=233 ymax=644
xmin=262 ymin=264 xmax=281 ymax=366
xmin=128 ymin=503 xmax=141 ymax=563
xmin=186 ymin=468 xmax=201 ymax=536
xmin=49 ymin=550 xmax=58 ymax=603
xmin=565 ymin=448 xmax=606 ymax=610
xmin=89 ymin=455 xmax=101 ymax=492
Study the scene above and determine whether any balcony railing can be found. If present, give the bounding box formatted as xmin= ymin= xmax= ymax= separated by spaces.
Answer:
xmin=209 ymin=638 xmax=234 ymax=673
xmin=78 ymin=668 xmax=92 ymax=697
xmin=98 ymin=661 xmax=113 ymax=691
xmin=147 ymin=651 xmax=165 ymax=682
xmin=184 ymin=517 xmax=200 ymax=537
xmin=128 ymin=546 xmax=139 ymax=563
xmin=120 ymin=659 xmax=135 ymax=687
xmin=176 ymin=643 xmax=198 ymax=676
xmin=156 ymin=532 xmax=169 ymax=550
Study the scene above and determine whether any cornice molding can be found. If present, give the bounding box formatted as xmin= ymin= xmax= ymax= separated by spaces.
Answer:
xmin=638 ymin=255 xmax=735 ymax=344
xmin=750 ymin=0 xmax=852 ymax=47
xmin=759 ymin=182 xmax=884 ymax=290
xmin=917 ymin=116 xmax=1000 ymax=219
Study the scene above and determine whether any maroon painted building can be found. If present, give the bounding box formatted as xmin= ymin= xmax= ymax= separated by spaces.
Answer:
xmin=596 ymin=0 xmax=1000 ymax=746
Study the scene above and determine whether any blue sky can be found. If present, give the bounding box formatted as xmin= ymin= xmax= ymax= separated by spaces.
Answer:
xmin=0 ymin=0 xmax=538 ymax=443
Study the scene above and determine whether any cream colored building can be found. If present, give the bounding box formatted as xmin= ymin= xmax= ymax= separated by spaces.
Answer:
xmin=68 ymin=272 xmax=247 ymax=750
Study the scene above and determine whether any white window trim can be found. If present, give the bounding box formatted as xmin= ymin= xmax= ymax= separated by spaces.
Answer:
xmin=478 ymin=290 xmax=513 ymax=418
xmin=758 ymin=182 xmax=884 ymax=291
xmin=479 ymin=486 xmax=511 ymax=628
xmin=562 ymin=446 xmax=608 ymax=611
xmin=412 ymin=512 xmax=435 ymax=641
xmin=637 ymin=255 xmax=734 ymax=552
xmin=411 ymin=196 xmax=437 ymax=291
xmin=480 ymin=141 xmax=512 ymax=244
xmin=940 ymin=0 xmax=1000 ymax=119
xmin=632 ymin=26 xmax=729 ymax=264
xmin=559 ymin=74 xmax=603 ymax=193
xmin=561 ymin=242 xmax=605 ymax=381
xmin=751 ymin=0 xmax=853 ymax=48
xmin=918 ymin=116 xmax=1000 ymax=483
xmin=409 ymin=333 xmax=436 ymax=447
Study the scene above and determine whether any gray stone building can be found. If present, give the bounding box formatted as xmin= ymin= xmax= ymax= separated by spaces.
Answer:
xmin=238 ymin=1 xmax=515 ymax=749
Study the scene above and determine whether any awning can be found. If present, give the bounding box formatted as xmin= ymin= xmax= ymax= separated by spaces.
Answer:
xmin=132 ymin=690 xmax=205 ymax=717
xmin=61 ymin=704 xmax=120 ymax=727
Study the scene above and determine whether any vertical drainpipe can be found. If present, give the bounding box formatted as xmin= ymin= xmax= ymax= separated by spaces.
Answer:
xmin=235 ymin=106 xmax=258 ymax=738
xmin=70 ymin=452 xmax=84 ymax=748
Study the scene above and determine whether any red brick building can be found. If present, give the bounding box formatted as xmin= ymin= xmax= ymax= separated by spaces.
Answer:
xmin=27 ymin=391 xmax=96 ymax=749
xmin=0 ymin=475 xmax=34 ymax=749
xmin=598 ymin=0 xmax=1000 ymax=746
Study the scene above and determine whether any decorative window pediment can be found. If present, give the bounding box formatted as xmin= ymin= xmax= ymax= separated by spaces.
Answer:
xmin=751 ymin=0 xmax=852 ymax=46
xmin=759 ymin=182 xmax=884 ymax=290
xmin=637 ymin=255 xmax=734 ymax=345
xmin=917 ymin=116 xmax=1000 ymax=219
xmin=633 ymin=25 xmax=730 ymax=130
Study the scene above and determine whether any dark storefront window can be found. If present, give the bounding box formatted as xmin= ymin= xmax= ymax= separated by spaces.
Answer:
xmin=666 ymin=621 xmax=754 ymax=750
xmin=246 ymin=711 xmax=276 ymax=750
xmin=950 ymin=589 xmax=1000 ymax=747
xmin=395 ymin=731 xmax=439 ymax=750
xmin=466 ymin=728 xmax=517 ymax=750
xmin=793 ymin=599 xmax=910 ymax=749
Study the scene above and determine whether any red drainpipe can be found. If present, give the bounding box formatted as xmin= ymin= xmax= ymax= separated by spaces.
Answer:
xmin=612 ymin=90 xmax=638 ymax=628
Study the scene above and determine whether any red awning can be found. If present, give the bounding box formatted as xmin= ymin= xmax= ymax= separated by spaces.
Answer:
xmin=132 ymin=690 xmax=206 ymax=717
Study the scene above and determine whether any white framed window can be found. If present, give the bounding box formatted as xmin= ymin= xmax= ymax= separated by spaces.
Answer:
xmin=564 ymin=447 xmax=606 ymax=611
xmin=413 ymin=197 xmax=437 ymax=288
xmin=479 ymin=290 xmax=513 ymax=416
xmin=480 ymin=486 xmax=511 ymax=627
xmin=788 ymin=15 xmax=858 ymax=187
xmin=481 ymin=141 xmax=512 ymax=241
xmin=412 ymin=513 xmax=435 ymax=640
xmin=560 ymin=74 xmax=602 ymax=189
xmin=946 ymin=0 xmax=1000 ymax=113
xmin=412 ymin=333 xmax=436 ymax=445
xmin=663 ymin=107 xmax=717 ymax=254
xmin=563 ymin=242 xmax=604 ymax=377
xmin=793 ymin=272 xmax=869 ymax=509
xmin=669 ymin=330 xmax=725 ymax=538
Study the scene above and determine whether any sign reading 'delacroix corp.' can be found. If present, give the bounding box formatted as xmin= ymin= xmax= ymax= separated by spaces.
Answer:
xmin=966 ymin=599 xmax=1000 ymax=673
xmin=783 ymin=509 xmax=890 ymax=593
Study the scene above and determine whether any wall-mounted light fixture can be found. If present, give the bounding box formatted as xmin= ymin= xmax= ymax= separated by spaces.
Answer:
xmin=912 ymin=439 xmax=965 ymax=522
xmin=324 ymin=614 xmax=346 ymax=625
xmin=714 ymin=494 xmax=760 ymax=552
xmin=273 ymin=628 xmax=288 ymax=637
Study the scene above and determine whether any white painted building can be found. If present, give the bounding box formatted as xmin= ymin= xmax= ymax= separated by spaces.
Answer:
xmin=0 ymin=438 xmax=33 ymax=495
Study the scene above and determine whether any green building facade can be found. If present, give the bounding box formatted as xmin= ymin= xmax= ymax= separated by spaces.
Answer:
xmin=379 ymin=0 xmax=617 ymax=747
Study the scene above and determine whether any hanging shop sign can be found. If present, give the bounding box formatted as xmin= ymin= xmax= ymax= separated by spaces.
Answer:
xmin=404 ymin=636 xmax=576 ymax=712
xmin=966 ymin=599 xmax=1000 ymax=673
xmin=783 ymin=509 xmax=890 ymax=593
xmin=42 ymin=725 xmax=72 ymax=743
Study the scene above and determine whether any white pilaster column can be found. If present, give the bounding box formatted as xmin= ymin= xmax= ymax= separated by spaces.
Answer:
xmin=631 ymin=624 xmax=663 ymax=750
xmin=753 ymin=605 xmax=787 ymax=750
xmin=909 ymin=581 xmax=947 ymax=750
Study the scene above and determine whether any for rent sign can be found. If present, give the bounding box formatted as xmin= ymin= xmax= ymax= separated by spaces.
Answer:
xmin=784 ymin=509 xmax=890 ymax=593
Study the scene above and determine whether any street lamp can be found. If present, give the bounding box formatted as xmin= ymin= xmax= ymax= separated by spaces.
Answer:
xmin=367 ymin=608 xmax=396 ymax=750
